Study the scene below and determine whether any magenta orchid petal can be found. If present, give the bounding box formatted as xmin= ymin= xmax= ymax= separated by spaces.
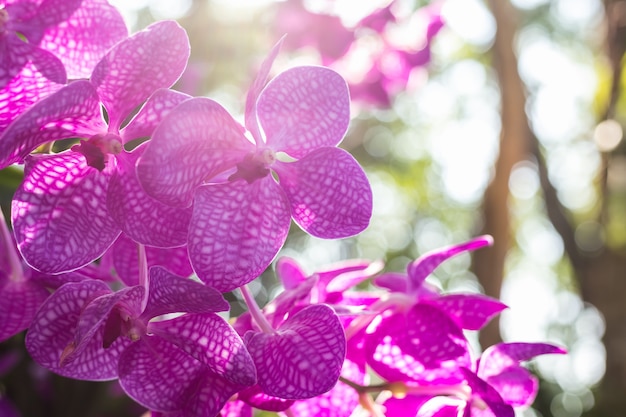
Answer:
xmin=423 ymin=294 xmax=507 ymax=331
xmin=0 ymin=80 xmax=104 ymax=168
xmin=323 ymin=259 xmax=384 ymax=293
xmin=90 ymin=20 xmax=190 ymax=130
xmin=373 ymin=272 xmax=408 ymax=293
xmin=275 ymin=257 xmax=307 ymax=290
xmin=149 ymin=313 xmax=256 ymax=386
xmin=118 ymin=336 xmax=204 ymax=412
xmin=247 ymin=304 xmax=346 ymax=400
xmin=25 ymin=280 xmax=124 ymax=380
xmin=245 ymin=37 xmax=283 ymax=144
xmin=107 ymin=147 xmax=192 ymax=248
xmin=274 ymin=147 xmax=372 ymax=238
xmin=407 ymin=235 xmax=494 ymax=292
xmin=221 ymin=400 xmax=253 ymax=417
xmin=478 ymin=342 xmax=567 ymax=378
xmin=189 ymin=178 xmax=291 ymax=292
xmin=364 ymin=304 xmax=471 ymax=384
xmin=12 ymin=152 xmax=121 ymax=273
xmin=136 ymin=97 xmax=252 ymax=207
xmin=120 ymin=88 xmax=191 ymax=144
xmin=258 ymin=66 xmax=350 ymax=157
xmin=382 ymin=394 xmax=433 ymax=417
xmin=483 ymin=367 xmax=538 ymax=408
xmin=460 ymin=368 xmax=515 ymax=417
xmin=416 ymin=396 xmax=465 ymax=417
xmin=140 ymin=266 xmax=228 ymax=320
xmin=38 ymin=0 xmax=128 ymax=79
xmin=177 ymin=370 xmax=251 ymax=417
xmin=238 ymin=385 xmax=295 ymax=412
xmin=0 ymin=278 xmax=49 ymax=342
xmin=0 ymin=61 xmax=63 ymax=134
xmin=1 ymin=34 xmax=67 ymax=85
xmin=109 ymin=234 xmax=193 ymax=287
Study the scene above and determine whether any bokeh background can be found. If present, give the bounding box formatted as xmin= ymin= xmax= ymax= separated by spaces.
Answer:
xmin=1 ymin=0 xmax=623 ymax=416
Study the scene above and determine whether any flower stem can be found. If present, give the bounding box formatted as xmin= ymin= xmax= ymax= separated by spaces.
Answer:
xmin=240 ymin=284 xmax=275 ymax=334
xmin=0 ymin=208 xmax=23 ymax=282
xmin=137 ymin=243 xmax=148 ymax=311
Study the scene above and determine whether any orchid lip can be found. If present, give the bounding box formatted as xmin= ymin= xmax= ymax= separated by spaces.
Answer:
xmin=228 ymin=148 xmax=276 ymax=184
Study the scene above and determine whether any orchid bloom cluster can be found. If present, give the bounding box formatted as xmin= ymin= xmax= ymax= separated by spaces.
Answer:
xmin=272 ymin=0 xmax=444 ymax=107
xmin=0 ymin=1 xmax=563 ymax=416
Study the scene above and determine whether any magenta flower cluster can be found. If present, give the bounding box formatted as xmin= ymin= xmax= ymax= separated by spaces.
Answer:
xmin=0 ymin=1 xmax=563 ymax=416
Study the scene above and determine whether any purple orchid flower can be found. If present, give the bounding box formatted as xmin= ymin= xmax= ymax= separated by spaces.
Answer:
xmin=352 ymin=236 xmax=507 ymax=385
xmin=0 ymin=21 xmax=191 ymax=274
xmin=381 ymin=343 xmax=566 ymax=417
xmin=0 ymin=0 xmax=127 ymax=132
xmin=136 ymin=40 xmax=373 ymax=293
xmin=26 ymin=266 xmax=257 ymax=415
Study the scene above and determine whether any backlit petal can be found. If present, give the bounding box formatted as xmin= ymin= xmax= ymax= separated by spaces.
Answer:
xmin=188 ymin=178 xmax=291 ymax=292
xmin=136 ymin=97 xmax=251 ymax=207
xmin=478 ymin=342 xmax=566 ymax=378
xmin=424 ymin=294 xmax=507 ymax=331
xmin=90 ymin=20 xmax=189 ymax=130
xmin=12 ymin=152 xmax=120 ymax=273
xmin=275 ymin=257 xmax=307 ymax=290
xmin=0 ymin=278 xmax=49 ymax=342
xmin=0 ymin=80 xmax=103 ymax=168
xmin=274 ymin=147 xmax=372 ymax=238
xmin=247 ymin=304 xmax=346 ymax=400
xmin=483 ymin=367 xmax=538 ymax=408
xmin=238 ymin=385 xmax=294 ymax=412
xmin=258 ymin=66 xmax=350 ymax=157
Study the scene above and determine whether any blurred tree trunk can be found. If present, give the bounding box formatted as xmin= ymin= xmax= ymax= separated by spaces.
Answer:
xmin=483 ymin=0 xmax=626 ymax=415
xmin=475 ymin=0 xmax=530 ymax=349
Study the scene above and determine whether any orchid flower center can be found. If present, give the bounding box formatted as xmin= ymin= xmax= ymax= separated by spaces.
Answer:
xmin=228 ymin=148 xmax=276 ymax=184
xmin=0 ymin=8 xmax=9 ymax=35
xmin=72 ymin=132 xmax=123 ymax=171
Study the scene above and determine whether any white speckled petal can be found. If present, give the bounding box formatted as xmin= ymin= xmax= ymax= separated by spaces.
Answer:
xmin=424 ymin=294 xmax=507 ymax=331
xmin=109 ymin=234 xmax=193 ymax=287
xmin=108 ymin=147 xmax=192 ymax=248
xmin=149 ymin=313 xmax=256 ymax=386
xmin=258 ymin=66 xmax=350 ymax=158
xmin=90 ymin=20 xmax=189 ymax=130
xmin=188 ymin=178 xmax=291 ymax=292
xmin=136 ymin=97 xmax=252 ymax=207
xmin=120 ymin=88 xmax=190 ymax=144
xmin=12 ymin=152 xmax=121 ymax=274
xmin=247 ymin=304 xmax=346 ymax=400
xmin=25 ymin=280 xmax=128 ymax=380
xmin=273 ymin=147 xmax=372 ymax=238
xmin=140 ymin=266 xmax=228 ymax=320
xmin=118 ymin=336 xmax=204 ymax=412
xmin=0 ymin=80 xmax=104 ymax=168
xmin=0 ymin=278 xmax=49 ymax=342
xmin=38 ymin=0 xmax=128 ymax=79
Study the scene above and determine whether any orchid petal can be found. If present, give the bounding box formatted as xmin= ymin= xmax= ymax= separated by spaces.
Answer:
xmin=90 ymin=20 xmax=190 ymax=130
xmin=189 ymin=178 xmax=291 ymax=292
xmin=407 ymin=236 xmax=493 ymax=292
xmin=247 ymin=304 xmax=346 ymax=400
xmin=0 ymin=61 xmax=63 ymax=134
xmin=274 ymin=147 xmax=372 ymax=238
xmin=136 ymin=97 xmax=251 ymax=207
xmin=0 ymin=278 xmax=49 ymax=342
xmin=275 ymin=257 xmax=307 ymax=290
xmin=12 ymin=152 xmax=121 ymax=273
xmin=245 ymin=37 xmax=283 ymax=144
xmin=424 ymin=294 xmax=507 ymax=331
xmin=141 ymin=266 xmax=228 ymax=320
xmin=416 ymin=396 xmax=465 ymax=417
xmin=323 ymin=259 xmax=383 ymax=293
xmin=373 ymin=272 xmax=408 ymax=293
xmin=118 ymin=336 xmax=204 ymax=412
xmin=267 ymin=276 xmax=317 ymax=328
xmin=364 ymin=304 xmax=471 ymax=384
xmin=483 ymin=367 xmax=538 ymax=408
xmin=25 ymin=280 xmax=127 ymax=380
xmin=38 ymin=0 xmax=128 ymax=79
xmin=258 ymin=66 xmax=350 ymax=157
xmin=382 ymin=394 xmax=434 ymax=417
xmin=178 ymin=370 xmax=250 ymax=417
xmin=109 ymin=234 xmax=193 ymax=287
xmin=120 ymin=88 xmax=190 ymax=144
xmin=0 ymin=80 xmax=104 ymax=168
xmin=478 ymin=342 xmax=566 ymax=378
xmin=238 ymin=385 xmax=295 ymax=412
xmin=108 ymin=147 xmax=192 ymax=247
xmin=23 ymin=0 xmax=82 ymax=31
xmin=1 ymin=34 xmax=66 ymax=85
xmin=460 ymin=369 xmax=514 ymax=417
xmin=221 ymin=400 xmax=253 ymax=417
xmin=149 ymin=313 xmax=256 ymax=386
